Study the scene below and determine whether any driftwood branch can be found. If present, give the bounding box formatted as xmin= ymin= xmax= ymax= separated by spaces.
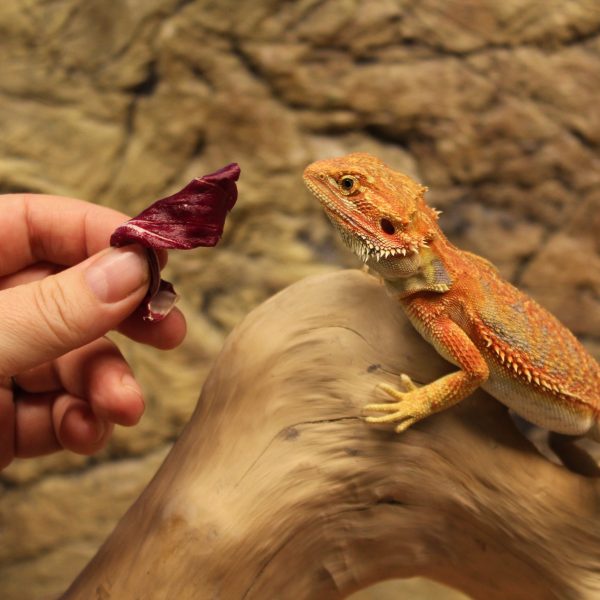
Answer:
xmin=62 ymin=270 xmax=600 ymax=600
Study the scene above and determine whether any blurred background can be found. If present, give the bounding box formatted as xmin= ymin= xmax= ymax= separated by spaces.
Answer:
xmin=0 ymin=1 xmax=599 ymax=598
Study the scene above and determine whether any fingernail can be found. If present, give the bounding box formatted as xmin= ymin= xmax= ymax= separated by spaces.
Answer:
xmin=121 ymin=373 xmax=143 ymax=398
xmin=90 ymin=413 xmax=106 ymax=443
xmin=86 ymin=247 xmax=149 ymax=303
xmin=72 ymin=405 xmax=106 ymax=443
xmin=120 ymin=373 xmax=145 ymax=425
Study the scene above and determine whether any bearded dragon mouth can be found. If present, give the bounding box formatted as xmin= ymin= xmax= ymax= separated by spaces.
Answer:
xmin=328 ymin=213 xmax=426 ymax=263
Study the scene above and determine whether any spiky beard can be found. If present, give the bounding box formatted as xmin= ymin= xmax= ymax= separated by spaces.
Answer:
xmin=329 ymin=217 xmax=428 ymax=263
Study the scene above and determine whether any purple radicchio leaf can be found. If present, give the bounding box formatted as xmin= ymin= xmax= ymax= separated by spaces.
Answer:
xmin=110 ymin=163 xmax=240 ymax=321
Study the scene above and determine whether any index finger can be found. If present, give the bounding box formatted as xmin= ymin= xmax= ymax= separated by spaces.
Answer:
xmin=0 ymin=194 xmax=129 ymax=276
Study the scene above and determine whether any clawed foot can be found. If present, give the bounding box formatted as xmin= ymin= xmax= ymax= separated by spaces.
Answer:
xmin=362 ymin=374 xmax=426 ymax=434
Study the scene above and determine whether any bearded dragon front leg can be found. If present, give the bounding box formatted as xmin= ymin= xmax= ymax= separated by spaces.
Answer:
xmin=363 ymin=318 xmax=489 ymax=433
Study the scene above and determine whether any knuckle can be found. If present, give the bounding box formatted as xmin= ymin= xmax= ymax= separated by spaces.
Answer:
xmin=32 ymin=278 xmax=85 ymax=349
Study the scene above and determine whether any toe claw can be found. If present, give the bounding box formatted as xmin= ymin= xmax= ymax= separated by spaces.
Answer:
xmin=375 ymin=383 xmax=396 ymax=394
xmin=400 ymin=374 xmax=418 ymax=391
xmin=365 ymin=413 xmax=401 ymax=424
xmin=375 ymin=383 xmax=407 ymax=402
xmin=395 ymin=418 xmax=417 ymax=433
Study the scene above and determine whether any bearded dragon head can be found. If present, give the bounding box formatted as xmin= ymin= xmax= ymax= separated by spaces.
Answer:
xmin=303 ymin=152 xmax=441 ymax=279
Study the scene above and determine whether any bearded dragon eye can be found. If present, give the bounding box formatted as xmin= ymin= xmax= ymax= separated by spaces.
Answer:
xmin=338 ymin=175 xmax=359 ymax=195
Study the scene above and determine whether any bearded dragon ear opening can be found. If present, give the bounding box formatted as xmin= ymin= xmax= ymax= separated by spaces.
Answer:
xmin=380 ymin=218 xmax=395 ymax=235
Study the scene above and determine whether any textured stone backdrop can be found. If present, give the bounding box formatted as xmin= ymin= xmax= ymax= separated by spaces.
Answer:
xmin=0 ymin=1 xmax=599 ymax=598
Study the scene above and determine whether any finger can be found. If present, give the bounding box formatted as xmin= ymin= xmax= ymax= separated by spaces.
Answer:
xmin=0 ymin=254 xmax=166 ymax=291
xmin=0 ymin=245 xmax=149 ymax=378
xmin=13 ymin=362 xmax=61 ymax=393
xmin=0 ymin=259 xmax=182 ymax=356
xmin=13 ymin=392 xmax=61 ymax=457
xmin=0 ymin=380 xmax=15 ymax=469
xmin=13 ymin=393 xmax=113 ymax=458
xmin=0 ymin=194 xmax=131 ymax=276
xmin=53 ymin=394 xmax=113 ymax=455
xmin=0 ymin=262 xmax=59 ymax=290
xmin=54 ymin=338 xmax=145 ymax=426
xmin=117 ymin=306 xmax=187 ymax=350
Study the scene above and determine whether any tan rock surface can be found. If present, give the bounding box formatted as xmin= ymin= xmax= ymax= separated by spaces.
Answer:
xmin=0 ymin=1 xmax=597 ymax=598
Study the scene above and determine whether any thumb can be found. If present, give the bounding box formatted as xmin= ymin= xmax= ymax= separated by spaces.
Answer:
xmin=0 ymin=246 xmax=150 ymax=377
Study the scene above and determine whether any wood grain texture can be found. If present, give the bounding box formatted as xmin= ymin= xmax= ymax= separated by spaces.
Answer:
xmin=62 ymin=271 xmax=600 ymax=600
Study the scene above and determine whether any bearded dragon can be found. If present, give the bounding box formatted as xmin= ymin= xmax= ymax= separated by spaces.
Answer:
xmin=304 ymin=152 xmax=600 ymax=439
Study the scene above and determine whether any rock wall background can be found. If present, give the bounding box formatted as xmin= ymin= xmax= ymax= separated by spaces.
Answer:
xmin=0 ymin=1 xmax=599 ymax=598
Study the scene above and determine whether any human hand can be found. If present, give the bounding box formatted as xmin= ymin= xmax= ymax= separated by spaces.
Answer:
xmin=0 ymin=194 xmax=187 ymax=470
